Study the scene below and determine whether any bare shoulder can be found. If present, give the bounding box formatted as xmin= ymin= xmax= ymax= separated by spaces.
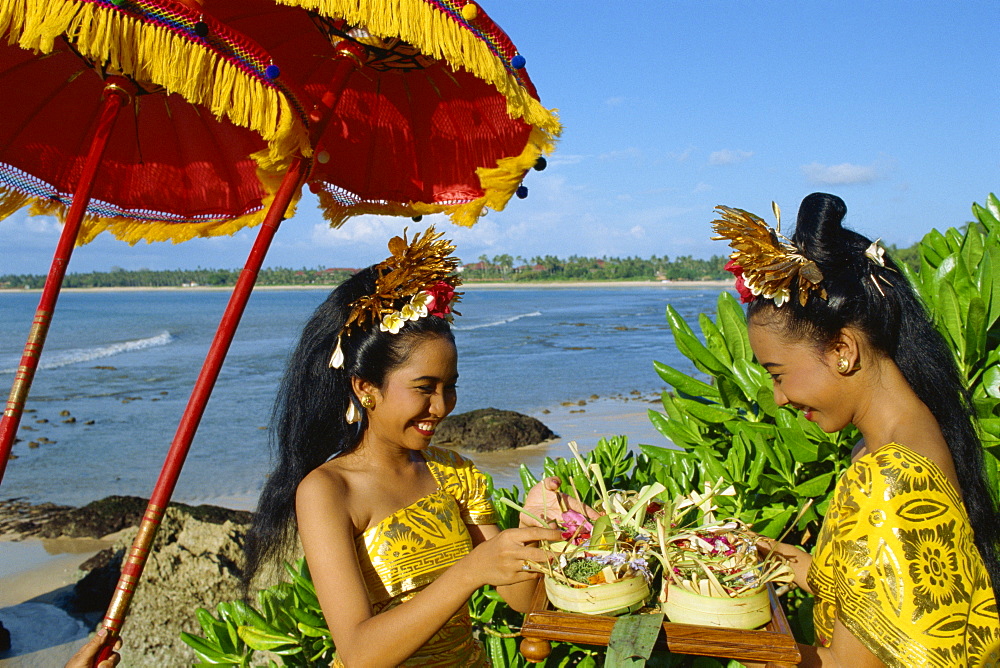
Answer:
xmin=296 ymin=461 xmax=351 ymax=519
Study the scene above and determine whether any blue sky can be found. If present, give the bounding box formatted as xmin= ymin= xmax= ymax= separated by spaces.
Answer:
xmin=3 ymin=0 xmax=998 ymax=274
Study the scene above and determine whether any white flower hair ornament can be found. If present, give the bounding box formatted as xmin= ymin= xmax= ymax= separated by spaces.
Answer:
xmin=329 ymin=227 xmax=463 ymax=369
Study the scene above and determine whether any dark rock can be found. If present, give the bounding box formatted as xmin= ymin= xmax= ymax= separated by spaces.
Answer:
xmin=72 ymin=548 xmax=123 ymax=613
xmin=0 ymin=496 xmax=253 ymax=540
xmin=431 ymin=408 xmax=556 ymax=452
xmin=0 ymin=619 xmax=9 ymax=652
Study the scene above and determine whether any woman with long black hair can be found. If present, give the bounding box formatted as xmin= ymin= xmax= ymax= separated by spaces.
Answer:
xmin=714 ymin=193 xmax=999 ymax=666
xmin=241 ymin=228 xmax=561 ymax=667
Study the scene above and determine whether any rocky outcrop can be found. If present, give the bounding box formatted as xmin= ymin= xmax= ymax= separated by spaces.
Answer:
xmin=1 ymin=497 xmax=253 ymax=666
xmin=72 ymin=504 xmax=251 ymax=666
xmin=0 ymin=496 xmax=251 ymax=540
xmin=431 ymin=408 xmax=556 ymax=452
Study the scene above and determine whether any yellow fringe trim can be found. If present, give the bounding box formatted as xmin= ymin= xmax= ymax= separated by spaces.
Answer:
xmin=6 ymin=170 xmax=303 ymax=246
xmin=319 ymin=126 xmax=555 ymax=228
xmin=0 ymin=0 xmax=310 ymax=243
xmin=276 ymin=0 xmax=562 ymax=140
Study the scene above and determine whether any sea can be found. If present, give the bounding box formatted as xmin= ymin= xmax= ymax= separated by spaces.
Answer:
xmin=0 ymin=285 xmax=728 ymax=508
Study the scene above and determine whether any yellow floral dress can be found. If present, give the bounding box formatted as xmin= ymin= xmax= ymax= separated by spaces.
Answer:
xmin=332 ymin=446 xmax=497 ymax=667
xmin=808 ymin=443 xmax=1000 ymax=666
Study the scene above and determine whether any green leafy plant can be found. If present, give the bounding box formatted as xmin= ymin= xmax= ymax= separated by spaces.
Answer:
xmin=181 ymin=560 xmax=334 ymax=666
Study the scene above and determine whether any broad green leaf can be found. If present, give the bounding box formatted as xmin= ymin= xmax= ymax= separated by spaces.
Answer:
xmin=700 ymin=312 xmax=733 ymax=367
xmin=716 ymin=291 xmax=752 ymax=362
xmin=606 ymin=611 xmax=665 ymax=666
xmin=666 ymin=306 xmax=729 ymax=376
xmin=793 ymin=471 xmax=835 ymax=497
xmin=965 ymin=296 xmax=987 ymax=368
xmin=672 ymin=396 xmax=738 ymax=423
xmin=730 ymin=358 xmax=768 ymax=400
xmin=922 ymin=228 xmax=951 ymax=264
xmin=653 ymin=361 xmax=720 ymax=399
xmin=648 ymin=410 xmax=700 ymax=446
xmin=975 ymin=198 xmax=1000 ymax=234
xmin=520 ymin=464 xmax=539 ymax=492
xmin=238 ymin=626 xmax=299 ymax=652
xmin=296 ymin=622 xmax=329 ymax=638
xmin=962 ymin=225 xmax=986 ymax=269
xmin=755 ymin=385 xmax=779 ymax=418
xmin=936 ymin=280 xmax=964 ymax=359
xmin=180 ymin=632 xmax=246 ymax=665
xmin=751 ymin=508 xmax=795 ymax=538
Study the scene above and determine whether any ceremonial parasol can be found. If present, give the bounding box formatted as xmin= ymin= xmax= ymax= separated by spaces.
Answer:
xmin=94 ymin=0 xmax=560 ymax=658
xmin=0 ymin=0 xmax=310 ymax=481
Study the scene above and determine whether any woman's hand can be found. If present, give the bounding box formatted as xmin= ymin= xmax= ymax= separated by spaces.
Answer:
xmin=756 ymin=536 xmax=813 ymax=594
xmin=462 ymin=526 xmax=563 ymax=588
xmin=65 ymin=628 xmax=121 ymax=668
xmin=520 ymin=476 xmax=600 ymax=528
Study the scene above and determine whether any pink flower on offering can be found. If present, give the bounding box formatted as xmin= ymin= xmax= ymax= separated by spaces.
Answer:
xmin=424 ymin=281 xmax=457 ymax=317
xmin=724 ymin=260 xmax=754 ymax=304
xmin=560 ymin=509 xmax=594 ymax=545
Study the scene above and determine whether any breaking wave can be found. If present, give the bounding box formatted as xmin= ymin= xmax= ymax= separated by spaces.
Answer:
xmin=1 ymin=331 xmax=174 ymax=372
xmin=453 ymin=311 xmax=542 ymax=331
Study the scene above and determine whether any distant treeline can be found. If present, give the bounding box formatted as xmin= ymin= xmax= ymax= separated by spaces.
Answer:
xmin=1 ymin=245 xmax=920 ymax=289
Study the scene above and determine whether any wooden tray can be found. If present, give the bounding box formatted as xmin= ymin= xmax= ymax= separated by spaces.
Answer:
xmin=519 ymin=579 xmax=801 ymax=666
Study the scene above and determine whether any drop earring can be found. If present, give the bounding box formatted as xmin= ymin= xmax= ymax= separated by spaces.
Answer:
xmin=345 ymin=399 xmax=362 ymax=424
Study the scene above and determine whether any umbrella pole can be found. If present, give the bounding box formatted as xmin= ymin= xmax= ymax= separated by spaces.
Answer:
xmin=94 ymin=53 xmax=360 ymax=662
xmin=0 ymin=81 xmax=132 ymax=484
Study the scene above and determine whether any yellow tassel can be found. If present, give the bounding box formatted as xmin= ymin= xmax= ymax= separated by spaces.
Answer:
xmin=0 ymin=0 xmax=311 ymax=242
xmin=276 ymin=0 xmax=561 ymax=139
xmin=315 ymin=124 xmax=556 ymax=229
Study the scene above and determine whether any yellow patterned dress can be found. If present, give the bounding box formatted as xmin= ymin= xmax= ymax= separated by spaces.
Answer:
xmin=808 ymin=443 xmax=1000 ymax=666
xmin=331 ymin=446 xmax=497 ymax=667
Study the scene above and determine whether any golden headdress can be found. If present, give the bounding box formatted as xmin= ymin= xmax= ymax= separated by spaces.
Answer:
xmin=711 ymin=204 xmax=826 ymax=307
xmin=329 ymin=226 xmax=463 ymax=368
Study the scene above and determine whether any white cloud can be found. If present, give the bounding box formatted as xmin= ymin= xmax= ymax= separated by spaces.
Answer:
xmin=693 ymin=182 xmax=712 ymax=194
xmin=604 ymin=96 xmax=625 ymax=106
xmin=546 ymin=154 xmax=586 ymax=166
xmin=628 ymin=225 xmax=645 ymax=238
xmin=801 ymin=161 xmax=881 ymax=185
xmin=670 ymin=147 xmax=695 ymax=163
xmin=598 ymin=147 xmax=641 ymax=161
xmin=708 ymin=149 xmax=753 ymax=166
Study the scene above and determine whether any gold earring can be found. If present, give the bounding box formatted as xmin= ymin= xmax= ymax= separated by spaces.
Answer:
xmin=345 ymin=400 xmax=362 ymax=424
xmin=836 ymin=357 xmax=850 ymax=374
xmin=361 ymin=394 xmax=376 ymax=409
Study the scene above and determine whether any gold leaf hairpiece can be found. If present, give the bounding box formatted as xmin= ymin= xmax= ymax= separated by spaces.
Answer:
xmin=330 ymin=226 xmax=463 ymax=367
xmin=711 ymin=205 xmax=826 ymax=307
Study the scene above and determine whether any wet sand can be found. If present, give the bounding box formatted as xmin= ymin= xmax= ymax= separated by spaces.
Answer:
xmin=0 ymin=537 xmax=114 ymax=666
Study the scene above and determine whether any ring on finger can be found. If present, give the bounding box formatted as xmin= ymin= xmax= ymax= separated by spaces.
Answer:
xmin=521 ymin=560 xmax=531 ymax=572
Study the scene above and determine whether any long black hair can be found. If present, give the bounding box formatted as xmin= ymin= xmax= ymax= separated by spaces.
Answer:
xmin=242 ymin=266 xmax=455 ymax=591
xmin=748 ymin=192 xmax=1000 ymax=600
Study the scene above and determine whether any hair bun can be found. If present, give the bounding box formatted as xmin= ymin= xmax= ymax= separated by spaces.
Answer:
xmin=793 ymin=192 xmax=848 ymax=263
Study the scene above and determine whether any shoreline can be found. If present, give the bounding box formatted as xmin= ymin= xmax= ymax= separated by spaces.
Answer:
xmin=0 ymin=279 xmax=731 ymax=293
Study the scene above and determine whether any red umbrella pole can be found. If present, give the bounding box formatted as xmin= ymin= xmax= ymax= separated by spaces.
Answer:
xmin=0 ymin=80 xmax=132 ymax=484
xmin=95 ymin=52 xmax=360 ymax=662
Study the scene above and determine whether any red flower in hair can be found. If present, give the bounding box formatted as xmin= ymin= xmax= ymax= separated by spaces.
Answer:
xmin=425 ymin=281 xmax=457 ymax=317
xmin=724 ymin=260 xmax=753 ymax=304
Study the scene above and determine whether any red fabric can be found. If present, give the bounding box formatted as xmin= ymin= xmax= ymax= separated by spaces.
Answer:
xmin=0 ymin=39 xmax=273 ymax=223
xmin=211 ymin=0 xmax=538 ymax=207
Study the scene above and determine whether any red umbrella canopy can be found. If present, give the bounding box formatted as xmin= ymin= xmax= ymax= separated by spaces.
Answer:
xmin=0 ymin=0 xmax=311 ymax=244
xmin=205 ymin=0 xmax=561 ymax=227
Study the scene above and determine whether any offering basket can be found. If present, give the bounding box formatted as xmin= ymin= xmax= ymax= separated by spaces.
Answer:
xmin=519 ymin=578 xmax=801 ymax=666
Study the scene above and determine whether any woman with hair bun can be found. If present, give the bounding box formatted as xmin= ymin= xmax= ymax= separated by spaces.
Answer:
xmin=241 ymin=228 xmax=563 ymax=667
xmin=714 ymin=193 xmax=999 ymax=666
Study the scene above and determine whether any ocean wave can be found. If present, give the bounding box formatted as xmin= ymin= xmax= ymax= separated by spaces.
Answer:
xmin=1 ymin=331 xmax=174 ymax=373
xmin=454 ymin=311 xmax=542 ymax=331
